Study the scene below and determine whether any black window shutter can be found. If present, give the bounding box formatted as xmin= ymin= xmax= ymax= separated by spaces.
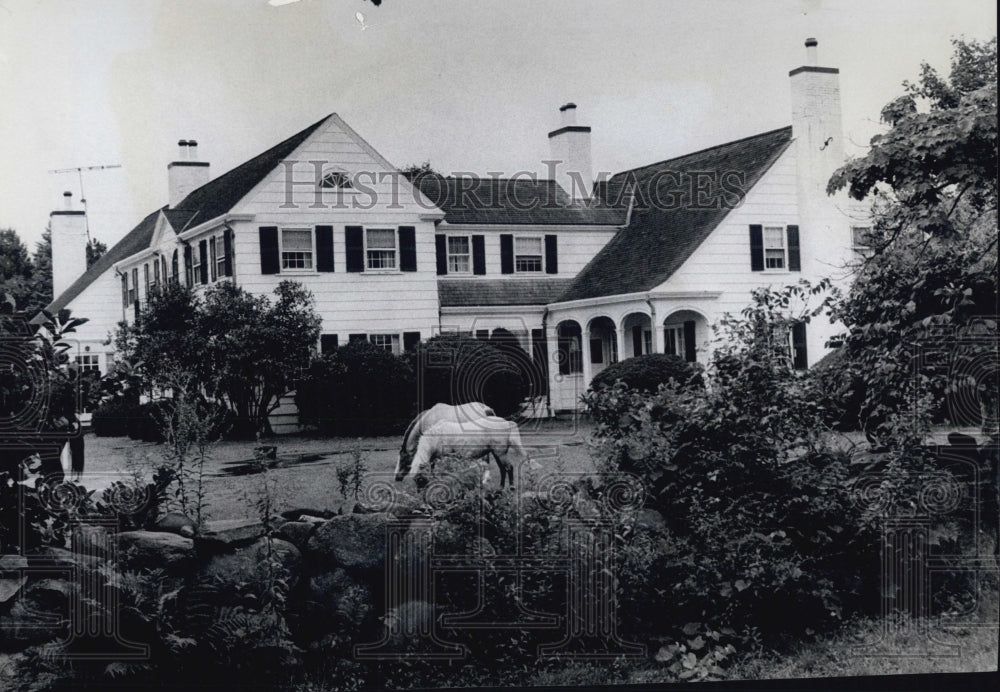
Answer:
xmin=345 ymin=226 xmax=364 ymax=272
xmin=545 ymin=234 xmax=558 ymax=274
xmin=792 ymin=322 xmax=808 ymax=370
xmin=259 ymin=226 xmax=280 ymax=275
xmin=133 ymin=300 xmax=140 ymax=323
xmin=121 ymin=275 xmax=128 ymax=307
xmin=403 ymin=331 xmax=421 ymax=352
xmin=222 ymin=229 xmax=233 ymax=277
xmin=500 ymin=234 xmax=514 ymax=274
xmin=472 ymin=235 xmax=486 ymax=275
xmin=320 ymin=334 xmax=338 ymax=354
xmin=198 ymin=240 xmax=208 ymax=284
xmin=786 ymin=225 xmax=801 ymax=271
xmin=475 ymin=329 xmax=490 ymax=341
xmin=399 ymin=226 xmax=417 ymax=272
xmin=683 ymin=320 xmax=697 ymax=363
xmin=210 ymin=239 xmax=217 ymax=282
xmin=632 ymin=325 xmax=643 ymax=357
xmin=316 ymin=225 xmax=334 ymax=272
xmin=172 ymin=249 xmax=180 ymax=283
xmin=435 ymin=235 xmax=447 ymax=275
xmin=348 ymin=333 xmax=367 ymax=343
xmin=184 ymin=245 xmax=193 ymax=287
xmin=749 ymin=224 xmax=764 ymax=271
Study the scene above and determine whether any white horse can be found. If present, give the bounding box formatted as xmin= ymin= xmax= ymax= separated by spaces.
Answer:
xmin=396 ymin=402 xmax=494 ymax=478
xmin=396 ymin=416 xmax=528 ymax=488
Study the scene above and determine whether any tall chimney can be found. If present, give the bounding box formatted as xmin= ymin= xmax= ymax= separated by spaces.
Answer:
xmin=548 ymin=103 xmax=593 ymax=202
xmin=49 ymin=191 xmax=88 ymax=299
xmin=168 ymin=138 xmax=210 ymax=208
xmin=789 ymin=38 xmax=844 ymax=189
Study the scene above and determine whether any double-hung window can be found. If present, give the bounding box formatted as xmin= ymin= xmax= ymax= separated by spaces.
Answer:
xmin=447 ymin=236 xmax=470 ymax=273
xmin=75 ymin=354 xmax=100 ymax=374
xmin=365 ymin=229 xmax=397 ymax=270
xmin=216 ymin=236 xmax=227 ymax=278
xmin=209 ymin=237 xmax=218 ymax=281
xmin=191 ymin=247 xmax=202 ymax=283
xmin=851 ymin=226 xmax=873 ymax=261
xmin=764 ymin=226 xmax=785 ymax=270
xmin=370 ymin=333 xmax=400 ymax=355
xmin=514 ymin=236 xmax=543 ymax=273
xmin=281 ymin=228 xmax=314 ymax=271
xmin=129 ymin=268 xmax=137 ymax=303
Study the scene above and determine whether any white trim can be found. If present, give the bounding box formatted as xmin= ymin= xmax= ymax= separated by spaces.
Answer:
xmin=445 ymin=234 xmax=472 ymax=275
xmin=279 ymin=226 xmax=317 ymax=273
xmin=435 ymin=222 xmax=620 ymax=232
xmin=177 ymin=213 xmax=253 ymax=242
xmin=440 ymin=305 xmax=547 ymax=315
xmin=513 ymin=234 xmax=544 ymax=274
xmin=364 ymin=227 xmax=398 ymax=271
xmin=548 ymin=290 xmax=722 ymax=312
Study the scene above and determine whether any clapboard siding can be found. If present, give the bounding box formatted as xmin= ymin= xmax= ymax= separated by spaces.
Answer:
xmin=434 ymin=228 xmax=616 ymax=277
xmin=657 ymin=148 xmax=853 ymax=366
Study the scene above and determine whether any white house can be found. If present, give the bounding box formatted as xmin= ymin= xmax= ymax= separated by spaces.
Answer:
xmin=43 ymin=39 xmax=868 ymax=422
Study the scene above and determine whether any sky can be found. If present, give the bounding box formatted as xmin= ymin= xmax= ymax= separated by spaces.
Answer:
xmin=0 ymin=0 xmax=996 ymax=252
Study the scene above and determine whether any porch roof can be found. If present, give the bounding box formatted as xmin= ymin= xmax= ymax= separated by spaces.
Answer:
xmin=438 ymin=278 xmax=575 ymax=307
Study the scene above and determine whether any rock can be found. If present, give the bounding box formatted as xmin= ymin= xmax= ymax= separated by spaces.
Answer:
xmin=151 ymin=513 xmax=197 ymax=538
xmin=24 ymin=546 xmax=104 ymax=572
xmin=117 ymin=531 xmax=196 ymax=574
xmin=275 ymin=521 xmax=318 ymax=549
xmin=70 ymin=524 xmax=111 ymax=559
xmin=195 ymin=518 xmax=276 ymax=553
xmin=23 ymin=579 xmax=77 ymax=613
xmin=197 ymin=537 xmax=303 ymax=593
xmin=305 ymin=514 xmax=393 ymax=571
xmin=384 ymin=600 xmax=437 ymax=651
xmin=0 ymin=555 xmax=28 ymax=573
xmin=0 ymin=576 xmax=27 ymax=605
xmin=281 ymin=508 xmax=335 ymax=522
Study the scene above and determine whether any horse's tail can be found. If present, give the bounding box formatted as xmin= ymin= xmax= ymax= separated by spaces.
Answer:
xmin=400 ymin=409 xmax=426 ymax=458
xmin=70 ymin=435 xmax=85 ymax=475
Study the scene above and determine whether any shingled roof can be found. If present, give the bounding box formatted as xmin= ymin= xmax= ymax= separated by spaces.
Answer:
xmin=556 ymin=126 xmax=793 ymax=303
xmin=407 ymin=173 xmax=626 ymax=226
xmin=40 ymin=207 xmax=163 ymax=316
xmin=43 ymin=115 xmax=331 ymax=314
xmin=439 ymin=278 xmax=575 ymax=307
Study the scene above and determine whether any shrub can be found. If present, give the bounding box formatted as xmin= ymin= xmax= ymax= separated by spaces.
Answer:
xmin=91 ymin=397 xmax=137 ymax=437
xmin=590 ymin=353 xmax=703 ymax=393
xmin=295 ymin=341 xmax=416 ymax=436
xmin=585 ymin=282 xmax=883 ymax=645
xmin=409 ymin=334 xmax=531 ymax=417
xmin=809 ymin=347 xmax=865 ymax=432
xmin=127 ymin=400 xmax=171 ymax=443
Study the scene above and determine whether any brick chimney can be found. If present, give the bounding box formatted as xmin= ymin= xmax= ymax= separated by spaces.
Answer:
xmin=49 ymin=191 xmax=88 ymax=299
xmin=789 ymin=38 xmax=844 ymax=194
xmin=168 ymin=139 xmax=210 ymax=208
xmin=548 ymin=103 xmax=593 ymax=202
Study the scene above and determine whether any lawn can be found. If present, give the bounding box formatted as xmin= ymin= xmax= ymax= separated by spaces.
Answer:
xmin=80 ymin=416 xmax=598 ymax=521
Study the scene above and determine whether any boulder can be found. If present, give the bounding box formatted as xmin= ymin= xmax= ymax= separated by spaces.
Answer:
xmin=117 ymin=531 xmax=196 ymax=574
xmin=0 ymin=598 xmax=68 ymax=649
xmin=22 ymin=579 xmax=77 ymax=613
xmin=275 ymin=521 xmax=318 ymax=549
xmin=383 ymin=600 xmax=438 ymax=651
xmin=70 ymin=524 xmax=111 ymax=559
xmin=24 ymin=546 xmax=104 ymax=572
xmin=305 ymin=513 xmax=393 ymax=571
xmin=151 ymin=513 xmax=197 ymax=538
xmin=197 ymin=537 xmax=303 ymax=593
xmin=0 ymin=556 xmax=28 ymax=605
xmin=195 ymin=518 xmax=284 ymax=553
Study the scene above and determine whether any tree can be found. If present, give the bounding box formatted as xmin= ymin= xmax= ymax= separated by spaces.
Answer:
xmin=0 ymin=227 xmax=51 ymax=314
xmin=827 ymin=37 xmax=998 ymax=446
xmin=113 ymin=281 xmax=322 ymax=438
xmin=86 ymin=238 xmax=107 ymax=268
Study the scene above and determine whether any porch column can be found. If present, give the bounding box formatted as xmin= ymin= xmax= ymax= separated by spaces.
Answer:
xmin=648 ymin=303 xmax=662 ymax=354
xmin=581 ymin=322 xmax=593 ymax=389
xmin=615 ymin=321 xmax=627 ymax=362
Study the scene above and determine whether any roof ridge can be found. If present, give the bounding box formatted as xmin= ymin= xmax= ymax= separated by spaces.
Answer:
xmin=610 ymin=125 xmax=793 ymax=180
xmin=174 ymin=113 xmax=333 ymax=210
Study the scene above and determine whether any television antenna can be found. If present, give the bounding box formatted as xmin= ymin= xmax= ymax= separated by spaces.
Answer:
xmin=47 ymin=163 xmax=122 ymax=241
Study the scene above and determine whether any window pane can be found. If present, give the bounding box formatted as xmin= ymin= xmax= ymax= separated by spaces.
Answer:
xmin=367 ymin=250 xmax=396 ymax=269
xmin=515 ymin=256 xmax=542 ymax=272
xmin=448 ymin=255 xmax=470 ymax=272
xmin=765 ymin=249 xmax=784 ymax=269
xmin=448 ymin=236 xmax=469 ymax=254
xmin=367 ymin=229 xmax=396 ymax=249
xmin=515 ymin=237 xmax=542 ymax=254
xmin=764 ymin=227 xmax=784 ymax=248
xmin=283 ymin=229 xmax=312 ymax=251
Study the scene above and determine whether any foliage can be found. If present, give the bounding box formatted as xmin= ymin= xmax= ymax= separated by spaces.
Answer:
xmin=335 ymin=442 xmax=369 ymax=503
xmin=585 ymin=282 xmax=882 ymax=644
xmin=590 ymin=353 xmax=703 ymax=394
xmin=826 ymin=37 xmax=998 ymax=447
xmin=295 ymin=340 xmax=416 ymax=436
xmin=85 ymin=238 xmax=107 ymax=268
xmin=0 ymin=227 xmax=50 ymax=314
xmin=410 ymin=333 xmax=531 ymax=417
xmin=90 ymin=396 xmax=138 ymax=437
xmin=113 ymin=280 xmax=322 ymax=438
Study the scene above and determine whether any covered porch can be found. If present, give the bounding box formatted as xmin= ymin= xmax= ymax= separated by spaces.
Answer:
xmin=546 ymin=293 xmax=718 ymax=411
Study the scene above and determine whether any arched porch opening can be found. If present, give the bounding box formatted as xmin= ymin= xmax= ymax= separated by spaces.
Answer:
xmin=587 ymin=316 xmax=618 ymax=378
xmin=551 ymin=319 xmax=584 ymax=411
xmin=621 ymin=312 xmax=652 ymax=359
xmin=662 ymin=309 xmax=709 ymax=364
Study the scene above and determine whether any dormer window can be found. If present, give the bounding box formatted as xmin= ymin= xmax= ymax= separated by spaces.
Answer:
xmin=321 ymin=169 xmax=354 ymax=190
